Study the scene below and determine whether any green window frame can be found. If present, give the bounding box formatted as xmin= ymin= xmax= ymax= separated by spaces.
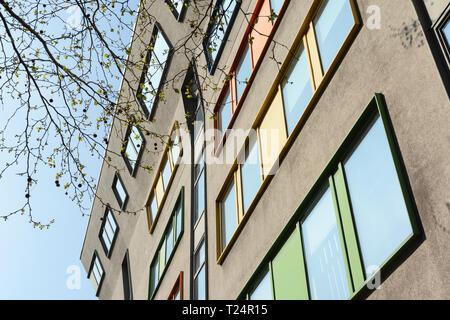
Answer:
xmin=148 ymin=187 xmax=185 ymax=299
xmin=239 ymin=94 xmax=421 ymax=300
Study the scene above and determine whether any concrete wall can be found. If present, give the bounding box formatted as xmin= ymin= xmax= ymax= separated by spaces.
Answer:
xmin=81 ymin=0 xmax=450 ymax=300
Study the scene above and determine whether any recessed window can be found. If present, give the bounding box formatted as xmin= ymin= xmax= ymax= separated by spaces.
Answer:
xmin=235 ymin=44 xmax=252 ymax=103
xmin=220 ymin=181 xmax=238 ymax=251
xmin=203 ymin=0 xmax=241 ymax=73
xmin=301 ymin=187 xmax=350 ymax=300
xmin=123 ymin=125 xmax=145 ymax=176
xmin=194 ymin=151 xmax=205 ymax=224
xmin=193 ymin=240 xmax=206 ymax=300
xmin=240 ymin=139 xmax=261 ymax=213
xmin=270 ymin=0 xmax=284 ymax=17
xmin=313 ymin=0 xmax=354 ymax=73
xmin=281 ymin=43 xmax=313 ymax=135
xmin=218 ymin=92 xmax=232 ymax=139
xmin=88 ymin=252 xmax=105 ymax=296
xmin=149 ymin=188 xmax=184 ymax=299
xmin=343 ymin=117 xmax=413 ymax=278
xmin=166 ymin=0 xmax=186 ymax=20
xmin=168 ymin=272 xmax=184 ymax=300
xmin=161 ymin=157 xmax=172 ymax=190
xmin=122 ymin=251 xmax=133 ymax=300
xmin=99 ymin=207 xmax=118 ymax=257
xmin=139 ymin=25 xmax=171 ymax=117
xmin=240 ymin=95 xmax=420 ymax=300
xmin=112 ymin=173 xmax=128 ymax=209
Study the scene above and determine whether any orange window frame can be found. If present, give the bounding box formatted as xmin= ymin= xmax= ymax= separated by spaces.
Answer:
xmin=214 ymin=0 xmax=290 ymax=152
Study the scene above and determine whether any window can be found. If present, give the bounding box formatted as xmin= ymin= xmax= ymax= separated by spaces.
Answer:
xmin=281 ymin=43 xmax=313 ymax=135
xmin=148 ymin=188 xmax=184 ymax=299
xmin=240 ymin=139 xmax=261 ymax=213
xmin=203 ymin=0 xmax=241 ymax=73
xmin=235 ymin=44 xmax=252 ymax=103
xmin=145 ymin=122 xmax=183 ymax=232
xmin=99 ymin=207 xmax=118 ymax=257
xmin=112 ymin=173 xmax=128 ymax=209
xmin=313 ymin=0 xmax=354 ymax=73
xmin=88 ymin=252 xmax=105 ymax=296
xmin=269 ymin=0 xmax=284 ymax=17
xmin=217 ymin=91 xmax=232 ymax=142
xmin=239 ymin=95 xmax=421 ymax=300
xmin=166 ymin=0 xmax=187 ymax=20
xmin=433 ymin=5 xmax=450 ymax=67
xmin=139 ymin=24 xmax=171 ymax=117
xmin=193 ymin=240 xmax=206 ymax=300
xmin=248 ymin=268 xmax=272 ymax=300
xmin=194 ymin=151 xmax=205 ymax=223
xmin=122 ymin=124 xmax=145 ymax=176
xmin=168 ymin=272 xmax=184 ymax=300
xmin=122 ymin=251 xmax=133 ymax=300
xmin=220 ymin=180 xmax=238 ymax=252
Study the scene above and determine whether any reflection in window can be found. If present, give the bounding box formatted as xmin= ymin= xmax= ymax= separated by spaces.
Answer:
xmin=344 ymin=117 xmax=413 ymax=278
xmin=314 ymin=0 xmax=354 ymax=73
xmin=302 ymin=187 xmax=350 ymax=300
xmin=249 ymin=268 xmax=272 ymax=300
xmin=100 ymin=208 xmax=117 ymax=255
xmin=221 ymin=182 xmax=237 ymax=251
xmin=218 ymin=92 xmax=232 ymax=138
xmin=161 ymin=157 xmax=172 ymax=190
xmin=124 ymin=125 xmax=144 ymax=174
xmin=281 ymin=44 xmax=313 ymax=135
xmin=91 ymin=254 xmax=104 ymax=286
xmin=241 ymin=140 xmax=261 ymax=213
xmin=236 ymin=44 xmax=252 ymax=103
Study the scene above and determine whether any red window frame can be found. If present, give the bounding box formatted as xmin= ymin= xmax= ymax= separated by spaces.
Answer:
xmin=167 ymin=271 xmax=184 ymax=300
xmin=214 ymin=0 xmax=290 ymax=152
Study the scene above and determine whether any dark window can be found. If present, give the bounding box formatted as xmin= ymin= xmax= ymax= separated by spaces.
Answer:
xmin=193 ymin=240 xmax=206 ymax=300
xmin=99 ymin=207 xmax=118 ymax=257
xmin=112 ymin=173 xmax=128 ymax=209
xmin=122 ymin=251 xmax=133 ymax=300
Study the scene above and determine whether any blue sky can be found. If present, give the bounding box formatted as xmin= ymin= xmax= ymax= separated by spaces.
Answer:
xmin=0 ymin=2 xmax=138 ymax=299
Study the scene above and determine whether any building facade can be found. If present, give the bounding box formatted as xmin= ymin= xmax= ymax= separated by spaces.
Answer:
xmin=80 ymin=0 xmax=450 ymax=300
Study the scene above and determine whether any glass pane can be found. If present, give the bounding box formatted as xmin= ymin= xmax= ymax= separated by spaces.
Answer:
xmin=281 ymin=44 xmax=313 ymax=135
xmin=194 ymin=107 xmax=204 ymax=142
xmin=125 ymin=131 xmax=139 ymax=170
xmin=150 ymin=259 xmax=159 ymax=293
xmin=344 ymin=117 xmax=413 ymax=278
xmin=194 ymin=265 xmax=206 ymax=300
xmin=107 ymin=210 xmax=117 ymax=232
xmin=101 ymin=231 xmax=111 ymax=252
xmin=221 ymin=182 xmax=237 ymax=250
xmin=171 ymin=133 xmax=180 ymax=165
xmin=153 ymin=30 xmax=170 ymax=65
xmin=235 ymin=45 xmax=252 ymax=103
xmin=104 ymin=218 xmax=115 ymax=243
xmin=175 ymin=204 xmax=183 ymax=239
xmin=195 ymin=241 xmax=205 ymax=272
xmin=270 ymin=0 xmax=284 ymax=17
xmin=314 ymin=0 xmax=354 ymax=73
xmin=241 ymin=140 xmax=261 ymax=213
xmin=161 ymin=158 xmax=172 ymax=190
xmin=146 ymin=62 xmax=163 ymax=93
xmin=114 ymin=177 xmax=127 ymax=206
xmin=218 ymin=92 xmax=232 ymax=136
xmin=194 ymin=170 xmax=205 ymax=223
xmin=249 ymin=268 xmax=272 ymax=300
xmin=150 ymin=195 xmax=158 ymax=223
xmin=443 ymin=19 xmax=450 ymax=46
xmin=302 ymin=187 xmax=350 ymax=300
xmin=166 ymin=222 xmax=174 ymax=262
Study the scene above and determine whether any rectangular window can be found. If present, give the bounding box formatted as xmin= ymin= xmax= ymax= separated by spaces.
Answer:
xmin=235 ymin=44 xmax=252 ymax=103
xmin=203 ymin=0 xmax=241 ymax=73
xmin=123 ymin=125 xmax=145 ymax=176
xmin=88 ymin=252 xmax=105 ymax=296
xmin=240 ymin=139 xmax=261 ymax=213
xmin=145 ymin=122 xmax=182 ymax=233
xmin=112 ymin=173 xmax=128 ymax=209
xmin=139 ymin=25 xmax=172 ymax=117
xmin=239 ymin=95 xmax=420 ymax=300
xmin=220 ymin=181 xmax=238 ymax=252
xmin=281 ymin=43 xmax=313 ymax=135
xmin=122 ymin=251 xmax=133 ymax=300
xmin=218 ymin=91 xmax=232 ymax=141
xmin=193 ymin=240 xmax=206 ymax=300
xmin=194 ymin=151 xmax=206 ymax=224
xmin=99 ymin=207 xmax=118 ymax=257
xmin=148 ymin=188 xmax=184 ymax=299
xmin=248 ymin=268 xmax=272 ymax=300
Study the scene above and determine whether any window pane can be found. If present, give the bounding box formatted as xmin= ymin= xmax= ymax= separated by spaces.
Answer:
xmin=302 ymin=187 xmax=350 ymax=300
xmin=175 ymin=204 xmax=183 ymax=239
xmin=270 ymin=0 xmax=284 ymax=17
xmin=218 ymin=92 xmax=232 ymax=136
xmin=166 ymin=222 xmax=174 ymax=262
xmin=194 ymin=170 xmax=205 ymax=223
xmin=101 ymin=230 xmax=111 ymax=252
xmin=153 ymin=30 xmax=170 ymax=65
xmin=221 ymin=182 xmax=237 ymax=250
xmin=249 ymin=269 xmax=272 ymax=300
xmin=162 ymin=158 xmax=172 ymax=190
xmin=314 ymin=0 xmax=354 ymax=73
xmin=150 ymin=258 xmax=159 ymax=294
xmin=114 ymin=176 xmax=127 ymax=206
xmin=344 ymin=117 xmax=413 ymax=278
xmin=149 ymin=194 xmax=158 ymax=223
xmin=107 ymin=210 xmax=117 ymax=232
xmin=194 ymin=265 xmax=206 ymax=300
xmin=194 ymin=107 xmax=204 ymax=143
xmin=281 ymin=44 xmax=313 ymax=135
xmin=235 ymin=45 xmax=252 ymax=103
xmin=241 ymin=140 xmax=261 ymax=213
xmin=443 ymin=19 xmax=450 ymax=46
xmin=195 ymin=241 xmax=205 ymax=272
xmin=171 ymin=133 xmax=181 ymax=165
